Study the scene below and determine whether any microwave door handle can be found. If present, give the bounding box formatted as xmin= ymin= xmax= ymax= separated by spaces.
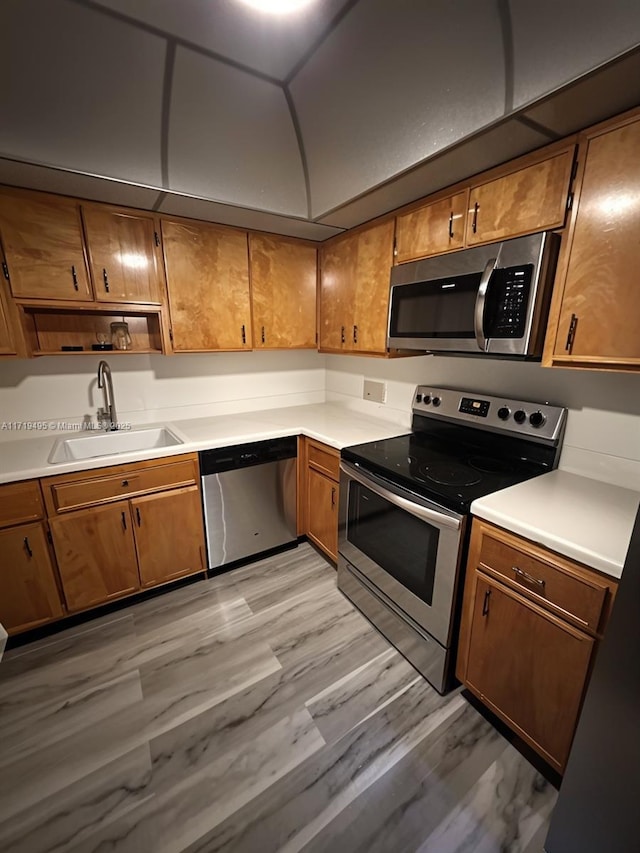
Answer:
xmin=474 ymin=258 xmax=496 ymax=352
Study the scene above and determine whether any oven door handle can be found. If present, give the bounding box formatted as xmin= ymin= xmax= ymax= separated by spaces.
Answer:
xmin=474 ymin=258 xmax=496 ymax=352
xmin=340 ymin=461 xmax=462 ymax=531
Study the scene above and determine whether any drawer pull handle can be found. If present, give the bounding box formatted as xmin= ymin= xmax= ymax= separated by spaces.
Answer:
xmin=482 ymin=588 xmax=491 ymax=616
xmin=24 ymin=536 xmax=33 ymax=558
xmin=565 ymin=313 xmax=578 ymax=352
xmin=103 ymin=268 xmax=110 ymax=293
xmin=121 ymin=479 xmax=129 ymax=487
xmin=261 ymin=326 xmax=265 ymax=344
xmin=341 ymin=325 xmax=346 ymax=344
xmin=448 ymin=211 xmax=454 ymax=239
xmin=513 ymin=566 xmax=546 ymax=588
xmin=472 ymin=201 xmax=479 ymax=234
xmin=71 ymin=265 xmax=79 ymax=290
xmin=241 ymin=325 xmax=246 ymax=345
xmin=331 ymin=486 xmax=336 ymax=509
xmin=353 ymin=325 xmax=358 ymax=344
xmin=121 ymin=511 xmax=127 ymax=531
xmin=136 ymin=507 xmax=142 ymax=526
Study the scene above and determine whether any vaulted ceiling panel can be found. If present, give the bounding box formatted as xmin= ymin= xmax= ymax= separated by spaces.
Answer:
xmin=290 ymin=0 xmax=506 ymax=219
xmin=91 ymin=0 xmax=352 ymax=81
xmin=0 ymin=0 xmax=165 ymax=187
xmin=509 ymin=0 xmax=640 ymax=112
xmin=168 ymin=47 xmax=308 ymax=217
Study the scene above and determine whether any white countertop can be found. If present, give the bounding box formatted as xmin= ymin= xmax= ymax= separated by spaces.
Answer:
xmin=0 ymin=403 xmax=408 ymax=484
xmin=471 ymin=469 xmax=640 ymax=579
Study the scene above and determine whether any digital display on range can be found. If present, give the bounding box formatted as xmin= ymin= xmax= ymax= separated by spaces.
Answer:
xmin=459 ymin=397 xmax=490 ymax=417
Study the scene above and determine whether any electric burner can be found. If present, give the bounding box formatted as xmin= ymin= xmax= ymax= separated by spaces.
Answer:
xmin=418 ymin=463 xmax=481 ymax=487
xmin=468 ymin=456 xmax=516 ymax=475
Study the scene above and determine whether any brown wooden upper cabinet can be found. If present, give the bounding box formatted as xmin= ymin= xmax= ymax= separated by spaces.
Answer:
xmin=162 ymin=218 xmax=252 ymax=352
xmin=544 ymin=110 xmax=640 ymax=371
xmin=81 ymin=205 xmax=163 ymax=305
xmin=319 ymin=219 xmax=395 ymax=354
xmin=0 ymin=277 xmax=20 ymax=355
xmin=0 ymin=187 xmax=92 ymax=301
xmin=249 ymin=234 xmax=317 ymax=349
xmin=466 ymin=144 xmax=576 ymax=246
xmin=395 ymin=191 xmax=468 ymax=263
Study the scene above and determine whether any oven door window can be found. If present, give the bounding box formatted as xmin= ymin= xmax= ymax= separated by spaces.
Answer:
xmin=389 ymin=272 xmax=480 ymax=339
xmin=347 ymin=481 xmax=438 ymax=605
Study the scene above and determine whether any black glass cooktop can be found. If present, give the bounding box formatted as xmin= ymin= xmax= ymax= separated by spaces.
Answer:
xmin=341 ymin=420 xmax=556 ymax=513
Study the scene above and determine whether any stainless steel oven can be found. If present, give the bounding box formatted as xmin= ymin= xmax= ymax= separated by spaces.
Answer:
xmin=338 ymin=460 xmax=466 ymax=693
xmin=337 ymin=386 xmax=567 ymax=695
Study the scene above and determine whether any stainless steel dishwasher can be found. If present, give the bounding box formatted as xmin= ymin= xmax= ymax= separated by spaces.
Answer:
xmin=199 ymin=436 xmax=297 ymax=570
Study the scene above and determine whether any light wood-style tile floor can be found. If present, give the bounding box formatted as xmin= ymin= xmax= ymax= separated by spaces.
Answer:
xmin=0 ymin=543 xmax=556 ymax=852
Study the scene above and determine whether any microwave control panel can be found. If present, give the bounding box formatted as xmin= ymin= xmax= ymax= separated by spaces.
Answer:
xmin=486 ymin=264 xmax=532 ymax=338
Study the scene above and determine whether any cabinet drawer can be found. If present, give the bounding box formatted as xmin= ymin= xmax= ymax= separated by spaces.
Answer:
xmin=48 ymin=458 xmax=198 ymax=512
xmin=0 ymin=480 xmax=44 ymax=528
xmin=307 ymin=440 xmax=340 ymax=481
xmin=476 ymin=525 xmax=608 ymax=632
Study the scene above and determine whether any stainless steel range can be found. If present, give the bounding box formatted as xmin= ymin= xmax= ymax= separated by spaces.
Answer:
xmin=338 ymin=386 xmax=567 ymax=694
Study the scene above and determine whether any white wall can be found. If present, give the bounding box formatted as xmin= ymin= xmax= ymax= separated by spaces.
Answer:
xmin=326 ymin=353 xmax=640 ymax=490
xmin=1 ymin=349 xmax=639 ymax=492
xmin=0 ymin=350 xmax=325 ymax=439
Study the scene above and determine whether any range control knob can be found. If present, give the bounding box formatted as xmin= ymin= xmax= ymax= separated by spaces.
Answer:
xmin=529 ymin=411 xmax=546 ymax=428
xmin=431 ymin=396 xmax=441 ymax=407
xmin=497 ymin=406 xmax=511 ymax=421
xmin=513 ymin=409 xmax=527 ymax=424
xmin=423 ymin=394 xmax=431 ymax=404
xmin=416 ymin=393 xmax=423 ymax=403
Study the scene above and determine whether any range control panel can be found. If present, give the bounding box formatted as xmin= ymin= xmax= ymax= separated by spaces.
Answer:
xmin=413 ymin=386 xmax=567 ymax=444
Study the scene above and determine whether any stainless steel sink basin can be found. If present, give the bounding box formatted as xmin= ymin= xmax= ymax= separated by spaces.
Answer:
xmin=48 ymin=426 xmax=184 ymax=464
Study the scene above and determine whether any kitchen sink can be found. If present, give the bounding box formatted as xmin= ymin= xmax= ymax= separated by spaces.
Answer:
xmin=48 ymin=426 xmax=184 ymax=464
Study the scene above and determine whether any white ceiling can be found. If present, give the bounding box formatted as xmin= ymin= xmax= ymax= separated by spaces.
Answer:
xmin=1 ymin=0 xmax=640 ymax=239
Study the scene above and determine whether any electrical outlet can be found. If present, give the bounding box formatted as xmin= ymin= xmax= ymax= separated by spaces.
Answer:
xmin=363 ymin=379 xmax=386 ymax=403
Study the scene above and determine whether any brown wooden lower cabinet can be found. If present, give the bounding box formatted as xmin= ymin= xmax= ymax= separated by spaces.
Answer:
xmin=457 ymin=518 xmax=618 ymax=773
xmin=132 ymin=486 xmax=204 ymax=587
xmin=0 ymin=522 xmax=64 ymax=632
xmin=39 ymin=452 xmax=207 ymax=622
xmin=307 ymin=468 xmax=339 ymax=561
xmin=49 ymin=502 xmax=140 ymax=611
xmin=300 ymin=438 xmax=340 ymax=562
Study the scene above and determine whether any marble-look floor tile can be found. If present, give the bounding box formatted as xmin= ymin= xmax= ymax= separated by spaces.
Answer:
xmin=306 ymin=647 xmax=419 ymax=744
xmin=0 ymin=542 xmax=558 ymax=853
xmin=0 ymin=745 xmax=153 ymax=853
xmin=417 ymin=747 xmax=556 ymax=853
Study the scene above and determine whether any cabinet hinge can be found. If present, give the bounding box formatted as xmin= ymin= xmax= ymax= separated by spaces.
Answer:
xmin=154 ymin=231 xmax=160 ymax=247
xmin=566 ymin=192 xmax=574 ymax=211
xmin=1 ymin=261 xmax=9 ymax=281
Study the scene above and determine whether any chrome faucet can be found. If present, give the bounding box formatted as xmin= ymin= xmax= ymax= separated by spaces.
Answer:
xmin=97 ymin=360 xmax=118 ymax=431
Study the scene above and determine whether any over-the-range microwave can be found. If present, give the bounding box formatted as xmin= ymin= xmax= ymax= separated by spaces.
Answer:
xmin=387 ymin=231 xmax=560 ymax=358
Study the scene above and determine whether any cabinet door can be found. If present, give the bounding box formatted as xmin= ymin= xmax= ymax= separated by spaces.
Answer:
xmin=250 ymin=234 xmax=317 ymax=349
xmin=162 ymin=219 xmax=251 ymax=351
xmin=131 ymin=487 xmax=204 ymax=588
xmin=548 ymin=116 xmax=640 ymax=368
xmin=466 ymin=147 xmax=575 ymax=246
xmin=395 ymin=192 xmax=468 ymax=262
xmin=0 ymin=279 xmax=18 ymax=355
xmin=466 ymin=574 xmax=594 ymax=771
xmin=82 ymin=206 xmax=163 ymax=305
xmin=319 ymin=233 xmax=356 ymax=351
xmin=0 ymin=523 xmax=64 ymax=633
xmin=50 ymin=503 xmax=139 ymax=611
xmin=307 ymin=468 xmax=338 ymax=561
xmin=352 ymin=219 xmax=395 ymax=353
xmin=0 ymin=189 xmax=91 ymax=301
